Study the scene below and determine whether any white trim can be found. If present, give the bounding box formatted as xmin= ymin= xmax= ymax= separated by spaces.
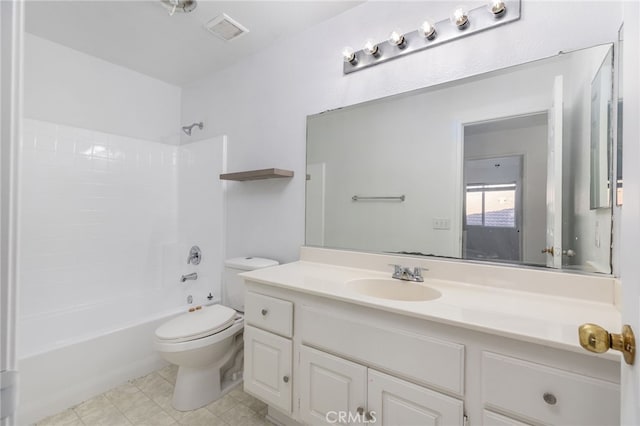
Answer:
xmin=620 ymin=1 xmax=640 ymax=424
xmin=1 ymin=0 xmax=23 ymax=424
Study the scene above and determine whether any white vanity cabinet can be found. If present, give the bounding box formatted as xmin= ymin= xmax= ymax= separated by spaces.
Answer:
xmin=299 ymin=345 xmax=463 ymax=426
xmin=243 ymin=280 xmax=620 ymax=426
xmin=243 ymin=292 xmax=294 ymax=414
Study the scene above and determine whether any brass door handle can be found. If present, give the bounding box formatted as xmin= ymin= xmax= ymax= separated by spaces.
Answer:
xmin=541 ymin=247 xmax=554 ymax=255
xmin=578 ymin=323 xmax=635 ymax=365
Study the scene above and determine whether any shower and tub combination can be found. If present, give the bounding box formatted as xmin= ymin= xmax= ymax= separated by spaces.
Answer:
xmin=16 ymin=115 xmax=228 ymax=423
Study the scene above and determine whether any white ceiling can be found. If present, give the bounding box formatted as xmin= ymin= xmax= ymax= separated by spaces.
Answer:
xmin=25 ymin=1 xmax=363 ymax=87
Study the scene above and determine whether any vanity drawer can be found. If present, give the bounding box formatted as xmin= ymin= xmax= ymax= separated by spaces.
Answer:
xmin=300 ymin=305 xmax=464 ymax=396
xmin=245 ymin=292 xmax=293 ymax=338
xmin=482 ymin=352 xmax=619 ymax=426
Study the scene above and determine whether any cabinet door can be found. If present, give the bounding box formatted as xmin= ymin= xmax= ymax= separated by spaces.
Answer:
xmin=368 ymin=369 xmax=464 ymax=426
xmin=244 ymin=325 xmax=292 ymax=413
xmin=299 ymin=345 xmax=367 ymax=425
xmin=483 ymin=410 xmax=532 ymax=426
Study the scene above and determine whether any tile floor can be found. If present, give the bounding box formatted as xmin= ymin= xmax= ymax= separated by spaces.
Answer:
xmin=36 ymin=365 xmax=271 ymax=426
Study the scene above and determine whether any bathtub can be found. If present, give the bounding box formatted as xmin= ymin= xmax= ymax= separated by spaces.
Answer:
xmin=17 ymin=296 xmax=214 ymax=425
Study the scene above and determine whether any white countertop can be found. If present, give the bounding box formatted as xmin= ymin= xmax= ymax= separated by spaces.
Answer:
xmin=241 ymin=259 xmax=622 ymax=361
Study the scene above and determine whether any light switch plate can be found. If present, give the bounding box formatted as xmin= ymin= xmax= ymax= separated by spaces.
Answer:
xmin=433 ymin=218 xmax=450 ymax=230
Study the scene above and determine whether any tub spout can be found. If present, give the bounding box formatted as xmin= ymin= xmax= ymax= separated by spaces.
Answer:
xmin=181 ymin=272 xmax=198 ymax=283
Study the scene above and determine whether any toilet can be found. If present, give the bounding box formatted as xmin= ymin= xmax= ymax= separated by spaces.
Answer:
xmin=154 ymin=257 xmax=279 ymax=411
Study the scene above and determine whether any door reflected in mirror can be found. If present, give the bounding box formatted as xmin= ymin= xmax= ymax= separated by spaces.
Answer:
xmin=590 ymin=49 xmax=614 ymax=210
xmin=306 ymin=43 xmax=615 ymax=274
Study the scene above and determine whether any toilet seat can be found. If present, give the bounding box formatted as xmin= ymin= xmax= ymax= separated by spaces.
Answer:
xmin=156 ymin=304 xmax=237 ymax=343
xmin=154 ymin=317 xmax=244 ymax=354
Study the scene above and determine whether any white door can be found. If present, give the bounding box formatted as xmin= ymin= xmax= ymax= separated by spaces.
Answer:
xmin=367 ymin=369 xmax=464 ymax=426
xmin=545 ymin=75 xmax=563 ymax=268
xmin=620 ymin=1 xmax=640 ymax=424
xmin=0 ymin=1 xmax=23 ymax=424
xmin=299 ymin=345 xmax=367 ymax=425
xmin=243 ymin=326 xmax=292 ymax=413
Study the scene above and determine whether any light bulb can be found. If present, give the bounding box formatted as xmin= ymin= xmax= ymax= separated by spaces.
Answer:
xmin=342 ymin=46 xmax=356 ymax=64
xmin=488 ymin=0 xmax=506 ymax=18
xmin=419 ymin=20 xmax=437 ymax=40
xmin=363 ymin=38 xmax=379 ymax=56
xmin=450 ymin=5 xmax=469 ymax=29
xmin=387 ymin=30 xmax=405 ymax=47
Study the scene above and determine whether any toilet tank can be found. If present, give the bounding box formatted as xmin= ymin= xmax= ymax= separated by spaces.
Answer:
xmin=223 ymin=257 xmax=279 ymax=312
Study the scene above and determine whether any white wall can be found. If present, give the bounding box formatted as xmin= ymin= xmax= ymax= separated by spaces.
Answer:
xmin=181 ymin=1 xmax=623 ymax=264
xmin=23 ymin=33 xmax=181 ymax=145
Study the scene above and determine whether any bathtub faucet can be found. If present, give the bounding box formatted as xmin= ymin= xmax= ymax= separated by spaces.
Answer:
xmin=181 ymin=272 xmax=198 ymax=283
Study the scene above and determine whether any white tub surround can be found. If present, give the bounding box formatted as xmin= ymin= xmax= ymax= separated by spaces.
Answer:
xmin=17 ymin=119 xmax=228 ymax=424
xmin=240 ymin=247 xmax=620 ymax=426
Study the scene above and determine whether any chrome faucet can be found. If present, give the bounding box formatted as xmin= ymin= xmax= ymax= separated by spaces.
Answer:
xmin=390 ymin=264 xmax=427 ymax=282
xmin=181 ymin=272 xmax=198 ymax=282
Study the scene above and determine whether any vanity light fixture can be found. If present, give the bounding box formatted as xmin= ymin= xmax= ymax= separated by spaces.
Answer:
xmin=451 ymin=5 xmax=470 ymax=30
xmin=342 ymin=46 xmax=357 ymax=64
xmin=363 ymin=38 xmax=379 ymax=56
xmin=388 ymin=30 xmax=406 ymax=48
xmin=489 ymin=0 xmax=507 ymax=18
xmin=419 ymin=20 xmax=437 ymax=40
xmin=342 ymin=0 xmax=521 ymax=74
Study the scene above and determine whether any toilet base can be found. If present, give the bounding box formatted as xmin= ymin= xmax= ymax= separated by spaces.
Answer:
xmin=170 ymin=330 xmax=244 ymax=411
xmin=173 ymin=364 xmax=218 ymax=411
xmin=172 ymin=365 xmax=244 ymax=411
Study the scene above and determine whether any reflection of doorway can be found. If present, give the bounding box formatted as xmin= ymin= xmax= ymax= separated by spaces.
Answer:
xmin=464 ymin=156 xmax=523 ymax=261
xmin=462 ymin=113 xmax=549 ymax=265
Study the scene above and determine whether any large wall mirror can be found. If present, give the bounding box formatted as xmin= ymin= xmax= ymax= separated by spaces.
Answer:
xmin=306 ymin=43 xmax=615 ymax=274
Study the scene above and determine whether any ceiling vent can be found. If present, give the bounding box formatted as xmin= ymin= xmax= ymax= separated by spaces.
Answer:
xmin=205 ymin=13 xmax=249 ymax=42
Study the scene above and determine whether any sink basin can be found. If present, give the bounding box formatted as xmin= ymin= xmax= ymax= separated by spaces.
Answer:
xmin=346 ymin=278 xmax=441 ymax=302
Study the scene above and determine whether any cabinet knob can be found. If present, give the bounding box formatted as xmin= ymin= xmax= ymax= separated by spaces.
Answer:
xmin=261 ymin=308 xmax=268 ymax=316
xmin=578 ymin=323 xmax=636 ymax=365
xmin=356 ymin=407 xmax=364 ymax=415
xmin=283 ymin=375 xmax=289 ymax=383
xmin=542 ymin=392 xmax=557 ymax=405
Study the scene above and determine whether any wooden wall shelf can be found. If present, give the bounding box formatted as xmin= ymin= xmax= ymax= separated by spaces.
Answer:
xmin=219 ymin=168 xmax=294 ymax=181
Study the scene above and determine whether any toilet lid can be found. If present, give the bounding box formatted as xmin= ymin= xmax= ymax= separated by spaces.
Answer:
xmin=155 ymin=304 xmax=237 ymax=343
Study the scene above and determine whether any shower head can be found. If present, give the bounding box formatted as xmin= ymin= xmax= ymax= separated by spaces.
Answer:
xmin=161 ymin=0 xmax=197 ymax=16
xmin=182 ymin=122 xmax=203 ymax=136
